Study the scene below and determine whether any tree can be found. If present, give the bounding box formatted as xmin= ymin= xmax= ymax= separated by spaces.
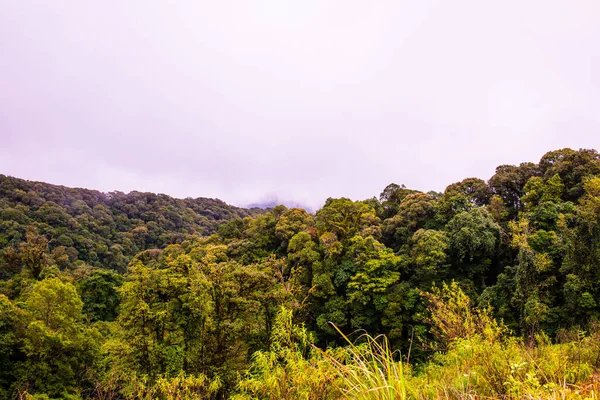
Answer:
xmin=437 ymin=178 xmax=492 ymax=222
xmin=316 ymin=198 xmax=379 ymax=241
xmin=382 ymin=192 xmax=437 ymax=250
xmin=539 ymin=148 xmax=600 ymax=201
xmin=346 ymin=236 xmax=402 ymax=332
xmin=409 ymin=229 xmax=450 ymax=289
xmin=488 ymin=162 xmax=541 ymax=218
xmin=560 ymin=177 xmax=600 ymax=324
xmin=116 ymin=243 xmax=276 ymax=395
xmin=445 ymin=208 xmax=501 ymax=286
xmin=275 ymin=208 xmax=315 ymax=244
xmin=379 ymin=183 xmax=417 ymax=219
xmin=5 ymin=227 xmax=50 ymax=280
xmin=20 ymin=278 xmax=100 ymax=397
xmin=285 ymin=232 xmax=320 ymax=311
xmin=0 ymin=294 xmax=25 ymax=398
xmin=79 ymin=269 xmax=123 ymax=322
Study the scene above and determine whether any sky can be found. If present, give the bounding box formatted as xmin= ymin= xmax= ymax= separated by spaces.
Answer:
xmin=1 ymin=1 xmax=599 ymax=210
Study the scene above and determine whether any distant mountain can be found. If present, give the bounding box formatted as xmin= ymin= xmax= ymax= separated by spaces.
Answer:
xmin=0 ymin=174 xmax=265 ymax=272
xmin=246 ymin=196 xmax=314 ymax=213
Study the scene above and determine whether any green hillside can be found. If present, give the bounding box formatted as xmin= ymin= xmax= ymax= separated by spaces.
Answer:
xmin=0 ymin=174 xmax=265 ymax=274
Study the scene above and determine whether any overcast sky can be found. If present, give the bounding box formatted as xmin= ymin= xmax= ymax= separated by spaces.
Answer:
xmin=1 ymin=1 xmax=599 ymax=210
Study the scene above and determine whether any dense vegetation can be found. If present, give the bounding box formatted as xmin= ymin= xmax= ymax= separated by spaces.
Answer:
xmin=0 ymin=175 xmax=264 ymax=274
xmin=1 ymin=147 xmax=600 ymax=399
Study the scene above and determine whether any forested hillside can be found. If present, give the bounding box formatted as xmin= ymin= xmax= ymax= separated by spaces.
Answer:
xmin=2 ymin=147 xmax=600 ymax=399
xmin=0 ymin=175 xmax=265 ymax=274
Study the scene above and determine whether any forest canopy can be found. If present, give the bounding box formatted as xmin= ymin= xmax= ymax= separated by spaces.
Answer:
xmin=2 ymin=147 xmax=600 ymax=399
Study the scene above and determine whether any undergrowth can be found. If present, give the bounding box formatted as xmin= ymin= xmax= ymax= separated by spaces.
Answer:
xmin=234 ymin=283 xmax=600 ymax=400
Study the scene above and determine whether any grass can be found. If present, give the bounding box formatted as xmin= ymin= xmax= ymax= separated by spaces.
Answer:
xmin=319 ymin=324 xmax=410 ymax=399
xmin=234 ymin=285 xmax=600 ymax=400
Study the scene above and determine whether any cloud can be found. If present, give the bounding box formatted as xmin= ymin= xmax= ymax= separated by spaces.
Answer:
xmin=1 ymin=0 xmax=599 ymax=211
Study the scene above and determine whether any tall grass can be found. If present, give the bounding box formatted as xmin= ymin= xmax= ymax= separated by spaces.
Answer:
xmin=319 ymin=325 xmax=410 ymax=400
xmin=234 ymin=286 xmax=600 ymax=400
xmin=319 ymin=328 xmax=600 ymax=400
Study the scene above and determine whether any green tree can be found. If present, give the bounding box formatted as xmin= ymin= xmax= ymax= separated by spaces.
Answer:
xmin=0 ymin=294 xmax=25 ymax=398
xmin=539 ymin=148 xmax=600 ymax=201
xmin=316 ymin=198 xmax=380 ymax=241
xmin=560 ymin=177 xmax=600 ymax=324
xmin=347 ymin=236 xmax=402 ymax=332
xmin=79 ymin=269 xmax=123 ymax=322
xmin=409 ymin=229 xmax=449 ymax=289
xmin=275 ymin=208 xmax=315 ymax=244
xmin=488 ymin=162 xmax=541 ymax=218
xmin=379 ymin=183 xmax=417 ymax=219
xmin=4 ymin=227 xmax=50 ymax=280
xmin=437 ymin=178 xmax=492 ymax=222
xmin=19 ymin=278 xmax=100 ymax=398
xmin=382 ymin=192 xmax=437 ymax=250
xmin=446 ymin=208 xmax=501 ymax=286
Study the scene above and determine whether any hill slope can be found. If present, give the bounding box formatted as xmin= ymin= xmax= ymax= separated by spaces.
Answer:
xmin=0 ymin=174 xmax=264 ymax=272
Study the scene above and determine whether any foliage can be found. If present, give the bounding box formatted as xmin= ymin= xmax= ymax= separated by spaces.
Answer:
xmin=1 ymin=147 xmax=600 ymax=398
xmin=421 ymin=281 xmax=507 ymax=349
xmin=320 ymin=325 xmax=410 ymax=400
xmin=0 ymin=174 xmax=265 ymax=274
xmin=234 ymin=307 xmax=341 ymax=400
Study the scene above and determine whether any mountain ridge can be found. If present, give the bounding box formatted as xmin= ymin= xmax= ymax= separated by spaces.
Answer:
xmin=0 ymin=173 xmax=266 ymax=272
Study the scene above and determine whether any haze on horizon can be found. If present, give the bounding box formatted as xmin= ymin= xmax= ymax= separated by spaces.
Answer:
xmin=1 ymin=1 xmax=599 ymax=210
